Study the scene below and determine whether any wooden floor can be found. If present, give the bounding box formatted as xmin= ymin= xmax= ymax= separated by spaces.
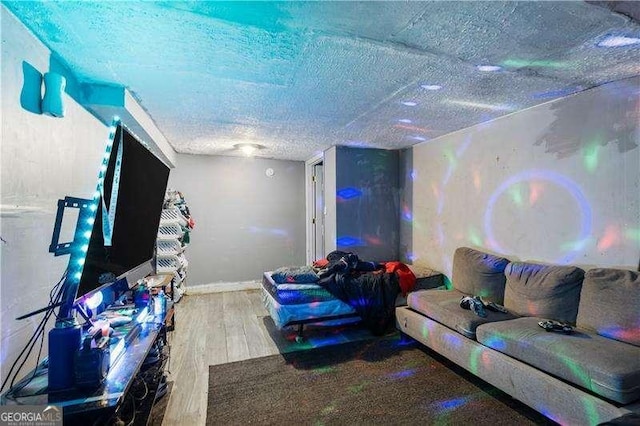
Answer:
xmin=161 ymin=289 xmax=372 ymax=426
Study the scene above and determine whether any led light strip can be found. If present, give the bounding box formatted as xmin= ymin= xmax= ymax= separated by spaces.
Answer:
xmin=100 ymin=126 xmax=123 ymax=246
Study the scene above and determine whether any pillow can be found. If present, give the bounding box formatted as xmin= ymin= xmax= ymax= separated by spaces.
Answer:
xmin=504 ymin=262 xmax=584 ymax=324
xmin=576 ymin=268 xmax=640 ymax=347
xmin=451 ymin=247 xmax=510 ymax=303
xmin=271 ymin=266 xmax=319 ymax=284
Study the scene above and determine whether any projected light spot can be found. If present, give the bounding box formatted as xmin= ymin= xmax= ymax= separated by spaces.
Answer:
xmin=402 ymin=203 xmax=413 ymax=221
xmin=484 ymin=170 xmax=591 ymax=263
xmin=583 ymin=143 xmax=599 ymax=173
xmin=626 ymin=228 xmax=640 ymax=242
xmin=597 ymin=35 xmax=640 ymax=47
xmin=476 ymin=64 xmax=502 ymax=72
xmin=365 ymin=235 xmax=383 ymax=246
xmin=598 ymin=325 xmax=640 ymax=342
xmin=501 ymin=59 xmax=566 ymax=69
xmin=529 ymin=181 xmax=544 ymax=206
xmin=408 ymin=135 xmax=427 ymax=142
xmin=337 ymin=236 xmax=364 ymax=247
xmin=508 ymin=185 xmax=524 ymax=206
xmin=420 ymin=84 xmax=442 ymax=91
xmin=409 ymin=170 xmax=417 ymax=181
xmin=533 ymin=86 xmax=584 ymax=100
xmin=398 ymin=118 xmax=412 ymax=123
xmin=401 ymin=101 xmax=417 ymax=107
xmin=337 ymin=187 xmax=362 ymax=200
xmin=387 ymin=368 xmax=417 ymax=380
xmin=435 ymin=396 xmax=469 ymax=411
xmin=597 ymin=225 xmax=620 ymax=251
xmin=468 ymin=227 xmax=482 ymax=247
xmin=447 ymin=99 xmax=515 ymax=112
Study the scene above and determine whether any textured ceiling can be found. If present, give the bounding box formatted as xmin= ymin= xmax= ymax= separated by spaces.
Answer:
xmin=5 ymin=1 xmax=640 ymax=161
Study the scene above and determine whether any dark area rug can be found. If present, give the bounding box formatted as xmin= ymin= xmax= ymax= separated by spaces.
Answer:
xmin=207 ymin=336 xmax=556 ymax=425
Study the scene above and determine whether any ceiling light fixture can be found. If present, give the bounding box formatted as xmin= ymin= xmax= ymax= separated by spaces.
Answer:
xmin=398 ymin=118 xmax=413 ymax=123
xmin=476 ymin=65 xmax=502 ymax=72
xmin=420 ymin=84 xmax=442 ymax=91
xmin=234 ymin=143 xmax=263 ymax=156
xmin=596 ymin=35 xmax=640 ymax=48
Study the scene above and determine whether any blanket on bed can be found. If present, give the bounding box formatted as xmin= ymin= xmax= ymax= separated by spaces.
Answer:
xmin=317 ymin=251 xmax=412 ymax=335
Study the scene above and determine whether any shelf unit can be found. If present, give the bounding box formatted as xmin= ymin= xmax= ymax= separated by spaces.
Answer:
xmin=155 ymin=190 xmax=193 ymax=302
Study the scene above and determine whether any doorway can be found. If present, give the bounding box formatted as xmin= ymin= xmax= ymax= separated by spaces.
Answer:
xmin=305 ymin=154 xmax=325 ymax=264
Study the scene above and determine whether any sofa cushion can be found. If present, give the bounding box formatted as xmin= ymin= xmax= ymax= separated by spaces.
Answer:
xmin=577 ymin=268 xmax=640 ymax=347
xmin=477 ymin=317 xmax=640 ymax=404
xmin=408 ymin=289 xmax=517 ymax=339
xmin=503 ymin=262 xmax=584 ymax=324
xmin=451 ymin=247 xmax=511 ymax=303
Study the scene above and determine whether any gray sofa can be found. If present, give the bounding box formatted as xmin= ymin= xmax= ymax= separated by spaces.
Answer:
xmin=396 ymin=247 xmax=640 ymax=425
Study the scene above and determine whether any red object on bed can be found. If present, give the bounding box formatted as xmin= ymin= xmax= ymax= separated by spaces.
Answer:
xmin=384 ymin=261 xmax=416 ymax=296
xmin=313 ymin=258 xmax=329 ymax=268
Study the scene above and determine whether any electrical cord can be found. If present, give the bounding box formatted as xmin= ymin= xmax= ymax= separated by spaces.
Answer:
xmin=0 ymin=270 xmax=67 ymax=394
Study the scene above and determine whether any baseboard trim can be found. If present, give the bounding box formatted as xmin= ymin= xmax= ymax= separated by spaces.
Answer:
xmin=186 ymin=280 xmax=261 ymax=295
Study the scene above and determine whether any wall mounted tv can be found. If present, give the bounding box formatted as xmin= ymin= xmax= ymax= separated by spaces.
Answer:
xmin=76 ymin=124 xmax=170 ymax=301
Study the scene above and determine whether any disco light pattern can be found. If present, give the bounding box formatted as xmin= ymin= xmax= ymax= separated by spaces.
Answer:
xmin=484 ymin=170 xmax=592 ymax=263
xmin=336 ymin=187 xmax=363 ymax=200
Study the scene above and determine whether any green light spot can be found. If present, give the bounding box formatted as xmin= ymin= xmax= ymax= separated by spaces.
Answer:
xmin=443 ymin=148 xmax=457 ymax=169
xmin=560 ymin=355 xmax=590 ymax=388
xmin=313 ymin=366 xmax=335 ymax=375
xmin=583 ymin=144 xmax=599 ymax=173
xmin=582 ymin=398 xmax=601 ymax=426
xmin=469 ymin=346 xmax=483 ymax=375
xmin=468 ymin=226 xmax=482 ymax=246
xmin=502 ymin=59 xmax=567 ymax=69
xmin=509 ymin=185 xmax=523 ymax=207
xmin=348 ymin=381 xmax=369 ymax=394
xmin=443 ymin=276 xmax=453 ymax=290
xmin=626 ymin=228 xmax=640 ymax=242
xmin=561 ymin=238 xmax=591 ymax=252
xmin=320 ymin=405 xmax=335 ymax=415
xmin=421 ymin=326 xmax=429 ymax=339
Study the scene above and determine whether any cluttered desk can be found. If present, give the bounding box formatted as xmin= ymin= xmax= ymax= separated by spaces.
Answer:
xmin=2 ymin=290 xmax=172 ymax=425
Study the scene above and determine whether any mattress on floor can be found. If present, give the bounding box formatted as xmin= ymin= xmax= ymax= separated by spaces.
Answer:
xmin=261 ymin=265 xmax=445 ymax=330
xmin=262 ymin=271 xmax=337 ymax=304
xmin=262 ymin=271 xmax=358 ymax=329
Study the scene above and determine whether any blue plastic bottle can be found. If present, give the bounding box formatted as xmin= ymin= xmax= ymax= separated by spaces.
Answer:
xmin=48 ymin=322 xmax=82 ymax=391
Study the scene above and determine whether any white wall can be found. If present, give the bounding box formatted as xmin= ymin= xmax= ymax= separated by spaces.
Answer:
xmin=168 ymin=153 xmax=306 ymax=285
xmin=1 ymin=6 xmax=107 ymax=386
xmin=404 ymin=77 xmax=640 ymax=278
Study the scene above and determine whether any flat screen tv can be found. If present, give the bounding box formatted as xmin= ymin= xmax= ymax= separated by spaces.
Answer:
xmin=76 ymin=124 xmax=170 ymax=301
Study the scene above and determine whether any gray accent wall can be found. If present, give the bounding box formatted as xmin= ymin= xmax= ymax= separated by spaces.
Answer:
xmin=334 ymin=146 xmax=399 ymax=262
xmin=398 ymin=148 xmax=413 ymax=264
xmin=402 ymin=77 xmax=640 ymax=278
xmin=1 ymin=7 xmax=107 ymax=385
xmin=323 ymin=147 xmax=337 ymax=256
xmin=168 ymin=154 xmax=306 ymax=285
